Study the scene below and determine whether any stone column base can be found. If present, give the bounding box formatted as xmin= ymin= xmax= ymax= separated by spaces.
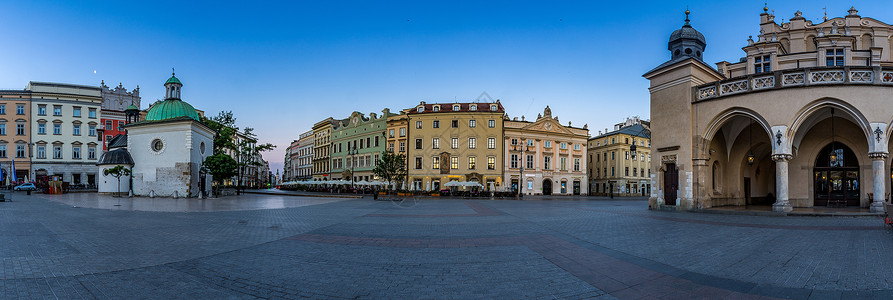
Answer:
xmin=870 ymin=201 xmax=885 ymax=213
xmin=772 ymin=202 xmax=793 ymax=213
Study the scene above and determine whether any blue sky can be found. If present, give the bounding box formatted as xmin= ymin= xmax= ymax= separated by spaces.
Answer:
xmin=2 ymin=1 xmax=891 ymax=173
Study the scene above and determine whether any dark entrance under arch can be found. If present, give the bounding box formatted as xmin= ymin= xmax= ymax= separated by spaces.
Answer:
xmin=814 ymin=142 xmax=859 ymax=207
xmin=542 ymin=179 xmax=552 ymax=195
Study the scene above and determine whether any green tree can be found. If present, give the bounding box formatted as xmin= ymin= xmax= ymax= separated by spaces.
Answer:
xmin=201 ymin=111 xmax=239 ymax=155
xmin=103 ymin=165 xmax=132 ymax=197
xmin=203 ymin=154 xmax=238 ymax=195
xmin=372 ymin=150 xmax=407 ymax=192
xmin=235 ymin=130 xmax=275 ymax=193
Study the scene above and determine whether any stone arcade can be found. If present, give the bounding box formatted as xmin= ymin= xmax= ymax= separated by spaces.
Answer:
xmin=646 ymin=7 xmax=893 ymax=213
xmin=97 ymin=73 xmax=214 ymax=197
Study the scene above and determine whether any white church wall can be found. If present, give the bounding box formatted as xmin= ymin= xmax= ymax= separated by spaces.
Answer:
xmin=128 ymin=121 xmax=195 ymax=197
xmin=98 ymin=165 xmax=131 ymax=194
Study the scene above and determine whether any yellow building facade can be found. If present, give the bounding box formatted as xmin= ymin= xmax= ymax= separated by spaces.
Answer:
xmin=588 ymin=117 xmax=651 ymax=197
xmin=406 ymin=101 xmax=504 ymax=191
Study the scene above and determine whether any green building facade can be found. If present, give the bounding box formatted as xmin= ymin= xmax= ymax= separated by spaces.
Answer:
xmin=330 ymin=109 xmax=396 ymax=183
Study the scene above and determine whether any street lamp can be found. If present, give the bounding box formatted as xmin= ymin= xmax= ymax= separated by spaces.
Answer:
xmin=513 ymin=140 xmax=532 ymax=198
xmin=347 ymin=147 xmax=358 ymax=190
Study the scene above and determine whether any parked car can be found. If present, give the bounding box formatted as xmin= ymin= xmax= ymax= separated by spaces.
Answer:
xmin=14 ymin=183 xmax=37 ymax=191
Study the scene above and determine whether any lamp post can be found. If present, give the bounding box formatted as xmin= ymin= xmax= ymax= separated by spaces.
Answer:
xmin=347 ymin=147 xmax=358 ymax=190
xmin=513 ymin=140 xmax=532 ymax=198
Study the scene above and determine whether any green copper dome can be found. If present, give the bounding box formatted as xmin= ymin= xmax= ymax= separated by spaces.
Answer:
xmin=126 ymin=103 xmax=139 ymax=111
xmin=145 ymin=99 xmax=199 ymax=121
xmin=165 ymin=75 xmax=181 ymax=85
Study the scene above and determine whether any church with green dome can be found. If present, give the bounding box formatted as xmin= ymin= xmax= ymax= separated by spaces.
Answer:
xmin=97 ymin=72 xmax=215 ymax=198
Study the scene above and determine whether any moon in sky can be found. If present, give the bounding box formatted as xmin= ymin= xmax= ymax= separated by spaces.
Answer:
xmin=93 ymin=70 xmax=97 ymax=74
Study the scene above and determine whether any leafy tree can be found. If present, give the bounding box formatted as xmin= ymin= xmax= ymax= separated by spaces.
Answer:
xmin=201 ymin=111 xmax=239 ymax=155
xmin=103 ymin=165 xmax=132 ymax=197
xmin=203 ymin=154 xmax=238 ymax=195
xmin=372 ymin=151 xmax=407 ymax=191
xmin=235 ymin=131 xmax=275 ymax=193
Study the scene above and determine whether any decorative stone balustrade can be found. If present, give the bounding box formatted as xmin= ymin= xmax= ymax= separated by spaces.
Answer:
xmin=696 ymin=66 xmax=893 ymax=101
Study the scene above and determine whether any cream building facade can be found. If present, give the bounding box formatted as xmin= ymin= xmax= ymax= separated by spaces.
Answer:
xmin=504 ymin=106 xmax=588 ymax=195
xmin=406 ymin=101 xmax=505 ymax=191
xmin=646 ymin=7 xmax=893 ymax=213
xmin=587 ymin=117 xmax=651 ymax=197
xmin=28 ymin=82 xmax=102 ymax=185
xmin=296 ymin=130 xmax=313 ymax=181
xmin=311 ymin=118 xmax=333 ymax=181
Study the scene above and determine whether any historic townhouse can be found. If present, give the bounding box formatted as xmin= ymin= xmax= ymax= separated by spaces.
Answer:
xmin=646 ymin=7 xmax=893 ymax=213
xmin=386 ymin=111 xmax=409 ymax=188
xmin=296 ymin=130 xmax=313 ymax=181
xmin=99 ymin=81 xmax=140 ymax=151
xmin=504 ymin=106 xmax=589 ymax=196
xmin=284 ymin=139 xmax=299 ymax=181
xmin=311 ymin=118 xmax=334 ymax=181
xmin=28 ymin=82 xmax=102 ymax=185
xmin=407 ymin=101 xmax=505 ymax=191
xmin=0 ymin=89 xmax=31 ymax=183
xmin=330 ymin=109 xmax=396 ymax=182
xmin=587 ymin=117 xmax=651 ymax=197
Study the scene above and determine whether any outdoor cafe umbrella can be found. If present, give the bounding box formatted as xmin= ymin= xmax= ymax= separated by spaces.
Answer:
xmin=443 ymin=181 xmax=462 ymax=187
xmin=426 ymin=181 xmax=432 ymax=191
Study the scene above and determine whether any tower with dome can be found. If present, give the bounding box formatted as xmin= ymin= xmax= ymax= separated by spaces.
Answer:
xmin=97 ymin=72 xmax=214 ymax=197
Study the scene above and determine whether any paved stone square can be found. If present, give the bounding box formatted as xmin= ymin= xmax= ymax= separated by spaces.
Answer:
xmin=1 ymin=191 xmax=892 ymax=299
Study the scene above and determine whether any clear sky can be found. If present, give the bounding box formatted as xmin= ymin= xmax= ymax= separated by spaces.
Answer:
xmin=2 ymin=1 xmax=891 ymax=174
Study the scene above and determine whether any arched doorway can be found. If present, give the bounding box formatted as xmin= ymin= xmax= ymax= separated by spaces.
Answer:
xmin=542 ymin=179 xmax=552 ymax=195
xmin=814 ymin=142 xmax=859 ymax=207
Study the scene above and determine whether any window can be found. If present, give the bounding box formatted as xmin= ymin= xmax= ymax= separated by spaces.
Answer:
xmin=417 ymin=106 xmax=424 ymax=112
xmin=72 ymin=146 xmax=81 ymax=159
xmin=15 ymin=104 xmax=23 ymax=115
xmin=625 ymin=151 xmax=630 ymax=160
xmin=451 ymin=138 xmax=458 ymax=149
xmin=415 ymin=157 xmax=422 ymax=169
xmin=432 ymin=138 xmax=440 ymax=149
xmin=433 ymin=105 xmax=440 ymax=112
xmin=37 ymin=105 xmax=46 ymax=116
xmin=432 ymin=156 xmax=440 ymax=169
xmin=612 ymin=152 xmax=615 ymax=160
xmin=367 ymin=137 xmax=371 ymax=148
xmin=399 ymin=128 xmax=405 ymax=137
xmin=468 ymin=137 xmax=476 ymax=149
xmin=0 ymin=124 xmax=5 ymax=135
xmin=469 ymin=120 xmax=476 ymax=127
xmin=490 ymin=105 xmax=497 ymax=111
xmin=526 ymin=155 xmax=534 ymax=169
xmin=625 ymin=167 xmax=629 ymax=176
xmin=415 ymin=138 xmax=422 ymax=149
xmin=826 ymin=49 xmax=844 ymax=66
xmin=88 ymin=147 xmax=96 ymax=160
xmin=53 ymin=124 xmax=61 ymax=135
xmin=544 ymin=156 xmax=551 ymax=169
xmin=53 ymin=105 xmax=62 ymax=116
xmin=488 ymin=120 xmax=495 ymax=128
xmin=560 ymin=142 xmax=567 ymax=149
xmin=89 ymin=108 xmax=96 ymax=118
xmin=754 ymin=54 xmax=771 ymax=73
xmin=510 ymin=154 xmax=519 ymax=168
xmin=73 ymin=125 xmax=81 ymax=136
xmin=374 ymin=136 xmax=379 ymax=147
xmin=470 ymin=105 xmax=477 ymax=111
xmin=105 ymin=120 xmax=112 ymax=130
xmin=0 ymin=145 xmax=5 ymax=157
xmin=468 ymin=157 xmax=476 ymax=169
xmin=611 ymin=167 xmax=615 ymax=176
xmin=527 ymin=140 xmax=534 ymax=147
xmin=574 ymin=158 xmax=580 ymax=171
xmin=399 ymin=141 xmax=405 ymax=152
xmin=545 ymin=141 xmax=552 ymax=148
xmin=72 ymin=106 xmax=81 ymax=117
xmin=38 ymin=123 xmax=45 ymax=135
xmin=451 ymin=120 xmax=458 ymax=128
xmin=487 ymin=157 xmax=496 ymax=170
xmin=633 ymin=167 xmax=638 ymax=177
xmin=0 ymin=105 xmax=5 ymax=114
xmin=511 ymin=138 xmax=518 ymax=145
xmin=433 ymin=120 xmax=439 ymax=128
xmin=450 ymin=156 xmax=458 ymax=169
xmin=487 ymin=138 xmax=495 ymax=149
xmin=574 ymin=144 xmax=580 ymax=151
xmin=453 ymin=105 xmax=460 ymax=111
xmin=388 ymin=142 xmax=394 ymax=152
xmin=389 ymin=129 xmax=395 ymax=138
xmin=16 ymin=124 xmax=23 ymax=135
xmin=53 ymin=146 xmax=62 ymax=159
xmin=36 ymin=145 xmax=45 ymax=159
xmin=416 ymin=121 xmax=422 ymax=129
xmin=560 ymin=157 xmax=567 ymax=170
xmin=612 ymin=138 xmax=615 ymax=144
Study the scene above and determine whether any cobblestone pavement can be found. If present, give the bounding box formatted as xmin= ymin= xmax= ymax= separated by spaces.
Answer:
xmin=1 ymin=192 xmax=892 ymax=299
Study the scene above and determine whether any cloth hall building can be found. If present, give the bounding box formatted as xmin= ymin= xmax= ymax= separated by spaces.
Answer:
xmin=645 ymin=7 xmax=893 ymax=213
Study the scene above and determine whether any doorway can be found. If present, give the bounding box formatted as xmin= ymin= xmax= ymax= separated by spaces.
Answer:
xmin=663 ymin=163 xmax=678 ymax=205
xmin=573 ymin=180 xmax=581 ymax=195
xmin=542 ymin=179 xmax=552 ymax=195
xmin=814 ymin=142 xmax=859 ymax=207
xmin=744 ymin=178 xmax=751 ymax=204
